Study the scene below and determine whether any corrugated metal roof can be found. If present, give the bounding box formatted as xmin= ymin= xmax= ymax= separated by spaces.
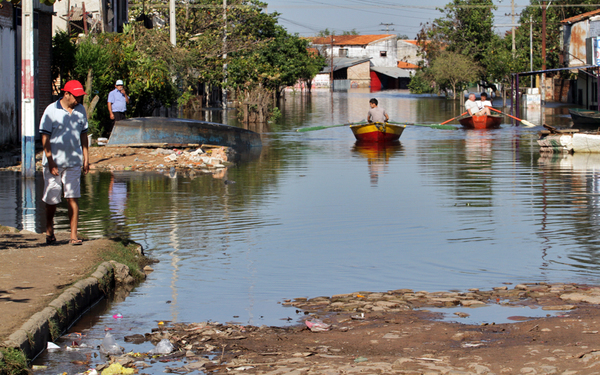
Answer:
xmin=561 ymin=9 xmax=600 ymax=24
xmin=371 ymin=66 xmax=412 ymax=78
xmin=310 ymin=34 xmax=396 ymax=46
xmin=320 ymin=57 xmax=371 ymax=73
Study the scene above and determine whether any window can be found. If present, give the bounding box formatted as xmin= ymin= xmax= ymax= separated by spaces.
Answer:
xmin=380 ymin=51 xmax=387 ymax=57
xmin=339 ymin=48 xmax=348 ymax=57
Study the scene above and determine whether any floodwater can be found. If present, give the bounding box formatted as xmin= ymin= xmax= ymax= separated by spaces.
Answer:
xmin=2 ymin=89 xmax=597 ymax=372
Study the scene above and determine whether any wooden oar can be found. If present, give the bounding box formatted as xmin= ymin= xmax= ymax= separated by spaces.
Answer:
xmin=388 ymin=121 xmax=457 ymax=130
xmin=489 ymin=107 xmax=536 ymax=127
xmin=296 ymin=121 xmax=365 ymax=132
xmin=440 ymin=111 xmax=468 ymax=125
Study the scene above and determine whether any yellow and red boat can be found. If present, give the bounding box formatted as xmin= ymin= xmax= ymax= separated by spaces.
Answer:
xmin=349 ymin=122 xmax=406 ymax=143
xmin=458 ymin=115 xmax=502 ymax=129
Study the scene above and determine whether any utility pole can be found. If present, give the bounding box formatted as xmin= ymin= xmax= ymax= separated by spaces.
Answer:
xmin=170 ymin=0 xmax=176 ymax=45
xmin=530 ymin=15 xmax=533 ymax=88
xmin=541 ymin=1 xmax=548 ymax=106
xmin=21 ymin=0 xmax=36 ymax=178
xmin=330 ymin=34 xmax=334 ymax=92
xmin=511 ymin=0 xmax=515 ymax=58
xmin=380 ymin=23 xmax=394 ymax=32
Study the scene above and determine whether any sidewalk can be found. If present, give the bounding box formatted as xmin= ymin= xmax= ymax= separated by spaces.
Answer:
xmin=0 ymin=227 xmax=109 ymax=342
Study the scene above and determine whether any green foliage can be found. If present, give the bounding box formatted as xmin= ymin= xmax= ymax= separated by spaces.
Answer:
xmin=228 ymin=25 xmax=326 ymax=93
xmin=100 ymin=241 xmax=147 ymax=282
xmin=408 ymin=70 xmax=434 ymax=94
xmin=317 ymin=28 xmax=333 ymax=37
xmin=429 ymin=51 xmax=482 ymax=99
xmin=397 ymin=34 xmax=409 ymax=40
xmin=51 ymin=32 xmax=76 ymax=87
xmin=342 ymin=29 xmax=359 ymax=35
xmin=0 ymin=348 xmax=28 ymax=375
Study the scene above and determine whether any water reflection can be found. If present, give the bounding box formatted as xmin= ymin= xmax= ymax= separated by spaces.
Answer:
xmin=8 ymin=92 xmax=600 ymax=375
xmin=352 ymin=142 xmax=404 ymax=187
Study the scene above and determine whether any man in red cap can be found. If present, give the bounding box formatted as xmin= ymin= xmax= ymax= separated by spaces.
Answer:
xmin=39 ymin=80 xmax=90 ymax=246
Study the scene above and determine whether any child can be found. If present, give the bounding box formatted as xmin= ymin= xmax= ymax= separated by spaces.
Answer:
xmin=367 ymin=98 xmax=390 ymax=123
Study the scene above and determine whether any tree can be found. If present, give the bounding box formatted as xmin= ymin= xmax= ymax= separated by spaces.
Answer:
xmin=429 ymin=51 xmax=482 ymax=99
xmin=416 ymin=0 xmax=497 ymax=89
xmin=396 ymin=34 xmax=409 ymax=40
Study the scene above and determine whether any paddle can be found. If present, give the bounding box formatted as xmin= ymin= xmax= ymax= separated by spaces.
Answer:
xmin=488 ymin=107 xmax=536 ymax=127
xmin=388 ymin=121 xmax=457 ymax=130
xmin=440 ymin=111 xmax=469 ymax=125
xmin=296 ymin=121 xmax=365 ymax=132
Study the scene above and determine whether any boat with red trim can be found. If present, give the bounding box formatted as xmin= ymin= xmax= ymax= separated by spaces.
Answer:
xmin=458 ymin=115 xmax=502 ymax=129
xmin=349 ymin=122 xmax=405 ymax=143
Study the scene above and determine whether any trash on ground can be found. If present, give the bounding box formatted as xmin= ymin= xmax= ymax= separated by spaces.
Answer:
xmin=305 ymin=319 xmax=330 ymax=332
xmin=99 ymin=332 xmax=123 ymax=355
xmin=149 ymin=338 xmax=174 ymax=354
xmin=100 ymin=363 xmax=134 ymax=375
xmin=354 ymin=356 xmax=368 ymax=363
xmin=47 ymin=342 xmax=60 ymax=350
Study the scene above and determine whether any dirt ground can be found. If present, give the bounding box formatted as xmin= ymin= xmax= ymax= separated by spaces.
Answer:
xmin=143 ymin=305 xmax=600 ymax=375
xmin=0 ymin=228 xmax=111 ymax=342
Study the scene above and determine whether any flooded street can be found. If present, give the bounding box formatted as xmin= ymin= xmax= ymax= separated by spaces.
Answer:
xmin=2 ymin=89 xmax=597 ymax=372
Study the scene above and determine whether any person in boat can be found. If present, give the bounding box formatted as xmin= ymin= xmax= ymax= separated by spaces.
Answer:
xmin=367 ymin=98 xmax=389 ymax=123
xmin=107 ymin=79 xmax=130 ymax=136
xmin=465 ymin=93 xmax=490 ymax=116
xmin=478 ymin=92 xmax=493 ymax=114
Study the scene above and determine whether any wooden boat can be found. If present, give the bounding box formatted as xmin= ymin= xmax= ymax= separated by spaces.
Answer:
xmin=569 ymin=108 xmax=600 ymax=128
xmin=458 ymin=114 xmax=502 ymax=129
xmin=107 ymin=117 xmax=262 ymax=149
xmin=349 ymin=122 xmax=405 ymax=143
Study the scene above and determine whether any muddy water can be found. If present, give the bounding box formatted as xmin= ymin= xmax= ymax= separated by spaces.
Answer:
xmin=2 ymin=90 xmax=597 ymax=372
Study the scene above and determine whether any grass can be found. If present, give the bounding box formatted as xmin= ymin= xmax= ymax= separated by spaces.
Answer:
xmin=98 ymin=240 xmax=150 ymax=282
xmin=0 ymin=348 xmax=29 ymax=375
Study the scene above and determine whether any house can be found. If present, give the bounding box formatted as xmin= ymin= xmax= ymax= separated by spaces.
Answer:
xmin=309 ymin=34 xmax=410 ymax=90
xmin=397 ymin=39 xmax=421 ymax=66
xmin=561 ymin=8 xmax=600 ymax=108
xmin=53 ymin=0 xmax=129 ymax=34
xmin=0 ymin=0 xmax=54 ymax=146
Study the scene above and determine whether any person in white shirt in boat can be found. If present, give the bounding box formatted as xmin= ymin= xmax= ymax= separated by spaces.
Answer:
xmin=367 ymin=98 xmax=389 ymax=123
xmin=477 ymin=92 xmax=493 ymax=115
xmin=465 ymin=92 xmax=491 ymax=116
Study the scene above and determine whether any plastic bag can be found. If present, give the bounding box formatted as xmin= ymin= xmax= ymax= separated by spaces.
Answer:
xmin=305 ymin=319 xmax=330 ymax=332
xmin=149 ymin=338 xmax=174 ymax=354
xmin=100 ymin=332 xmax=123 ymax=355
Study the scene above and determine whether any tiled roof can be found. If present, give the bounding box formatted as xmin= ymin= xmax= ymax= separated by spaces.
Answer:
xmin=397 ymin=61 xmax=420 ymax=69
xmin=561 ymin=9 xmax=600 ymax=24
xmin=398 ymin=40 xmax=418 ymax=45
xmin=309 ymin=34 xmax=396 ymax=46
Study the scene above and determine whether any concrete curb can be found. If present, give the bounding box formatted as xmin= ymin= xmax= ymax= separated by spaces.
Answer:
xmin=1 ymin=261 xmax=116 ymax=359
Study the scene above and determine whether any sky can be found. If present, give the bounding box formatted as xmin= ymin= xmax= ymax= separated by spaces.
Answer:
xmin=264 ymin=0 xmax=528 ymax=39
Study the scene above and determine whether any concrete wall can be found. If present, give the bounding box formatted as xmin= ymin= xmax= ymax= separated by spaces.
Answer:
xmin=396 ymin=40 xmax=420 ymax=65
xmin=0 ymin=2 xmax=17 ymax=145
xmin=364 ymin=37 xmax=397 ymax=67
xmin=347 ymin=61 xmax=370 ymax=88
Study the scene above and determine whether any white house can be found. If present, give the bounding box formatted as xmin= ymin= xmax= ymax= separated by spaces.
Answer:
xmin=310 ymin=34 xmax=411 ymax=90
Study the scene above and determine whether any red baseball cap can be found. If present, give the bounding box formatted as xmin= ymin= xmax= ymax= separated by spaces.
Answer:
xmin=61 ymin=80 xmax=86 ymax=96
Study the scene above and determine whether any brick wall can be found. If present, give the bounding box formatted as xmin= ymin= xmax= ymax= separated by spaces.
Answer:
xmin=0 ymin=1 xmax=13 ymax=21
xmin=0 ymin=1 xmax=17 ymax=146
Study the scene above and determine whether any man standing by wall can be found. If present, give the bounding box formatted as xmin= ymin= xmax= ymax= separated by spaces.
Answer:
xmin=40 ymin=80 xmax=89 ymax=245
xmin=107 ymin=79 xmax=129 ymax=136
